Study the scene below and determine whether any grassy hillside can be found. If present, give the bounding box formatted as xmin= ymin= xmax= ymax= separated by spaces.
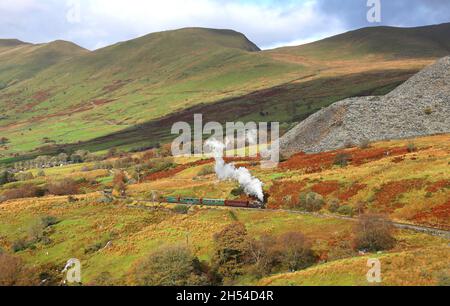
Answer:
xmin=257 ymin=243 xmax=449 ymax=286
xmin=271 ymin=22 xmax=450 ymax=60
xmin=0 ymin=134 xmax=448 ymax=285
xmin=1 ymin=24 xmax=450 ymax=161
xmin=0 ymin=28 xmax=302 ymax=158
xmin=0 ymin=40 xmax=87 ymax=86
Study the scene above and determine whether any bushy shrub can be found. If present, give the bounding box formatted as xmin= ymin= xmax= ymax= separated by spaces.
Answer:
xmin=0 ymin=136 xmax=9 ymax=144
xmin=334 ymin=153 xmax=351 ymax=167
xmin=12 ymin=216 xmax=58 ymax=253
xmin=197 ymin=165 xmax=215 ymax=177
xmin=147 ymin=157 xmax=176 ymax=173
xmin=279 ymin=232 xmax=316 ymax=272
xmin=0 ymin=170 xmax=15 ymax=186
xmin=353 ymin=214 xmax=396 ymax=252
xmin=173 ymin=205 xmax=189 ymax=215
xmin=158 ymin=143 xmax=173 ymax=157
xmin=247 ymin=235 xmax=279 ymax=277
xmin=113 ymin=171 xmax=127 ymax=196
xmin=230 ymin=186 xmax=245 ymax=197
xmin=47 ymin=178 xmax=78 ymax=195
xmin=27 ymin=219 xmax=46 ymax=242
xmin=297 ymin=192 xmax=325 ymax=212
xmin=133 ymin=245 xmax=211 ymax=286
xmin=1 ymin=184 xmax=45 ymax=201
xmin=0 ymin=253 xmax=37 ymax=286
xmin=11 ymin=239 xmax=30 ymax=253
xmin=212 ymin=222 xmax=250 ymax=279
xmin=40 ymin=215 xmax=59 ymax=228
xmin=84 ymin=242 xmax=106 ymax=254
xmin=355 ymin=201 xmax=366 ymax=215
xmin=407 ymin=142 xmax=417 ymax=153
xmin=84 ymin=233 xmax=116 ymax=255
xmin=67 ymin=195 xmax=78 ymax=203
xmin=247 ymin=232 xmax=317 ymax=277
xmin=328 ymin=199 xmax=340 ymax=213
xmin=337 ymin=205 xmax=354 ymax=217
xmin=113 ymin=157 xmax=135 ymax=169
xmin=15 ymin=172 xmax=34 ymax=181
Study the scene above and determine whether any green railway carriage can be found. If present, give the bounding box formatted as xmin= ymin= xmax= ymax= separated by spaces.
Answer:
xmin=202 ymin=198 xmax=226 ymax=206
xmin=180 ymin=197 xmax=202 ymax=205
xmin=166 ymin=196 xmax=180 ymax=204
xmin=164 ymin=196 xmax=259 ymax=208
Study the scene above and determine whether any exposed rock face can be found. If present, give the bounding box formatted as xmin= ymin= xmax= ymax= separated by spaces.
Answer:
xmin=280 ymin=56 xmax=450 ymax=156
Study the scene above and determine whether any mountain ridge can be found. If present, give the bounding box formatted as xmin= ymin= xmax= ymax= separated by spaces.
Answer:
xmin=271 ymin=22 xmax=450 ymax=60
xmin=1 ymin=23 xmax=450 ymax=160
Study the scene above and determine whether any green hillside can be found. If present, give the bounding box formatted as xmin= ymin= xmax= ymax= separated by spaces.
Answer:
xmin=0 ymin=28 xmax=303 ymax=157
xmin=1 ymin=24 xmax=449 ymax=162
xmin=272 ymin=22 xmax=450 ymax=60
xmin=0 ymin=40 xmax=87 ymax=86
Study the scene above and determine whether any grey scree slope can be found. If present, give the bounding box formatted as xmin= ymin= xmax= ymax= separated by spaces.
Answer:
xmin=279 ymin=56 xmax=450 ymax=157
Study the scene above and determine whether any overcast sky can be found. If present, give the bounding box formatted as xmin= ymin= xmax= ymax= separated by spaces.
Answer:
xmin=1 ymin=0 xmax=449 ymax=50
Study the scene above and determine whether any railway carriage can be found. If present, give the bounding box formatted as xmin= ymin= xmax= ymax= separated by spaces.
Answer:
xmin=163 ymin=196 xmax=263 ymax=209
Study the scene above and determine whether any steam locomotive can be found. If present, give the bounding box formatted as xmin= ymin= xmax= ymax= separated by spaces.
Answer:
xmin=164 ymin=196 xmax=265 ymax=209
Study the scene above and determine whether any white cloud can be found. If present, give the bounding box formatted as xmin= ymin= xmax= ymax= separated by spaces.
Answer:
xmin=0 ymin=0 xmax=447 ymax=50
xmin=0 ymin=0 xmax=346 ymax=50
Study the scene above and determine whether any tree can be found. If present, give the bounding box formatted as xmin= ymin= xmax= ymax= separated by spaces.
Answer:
xmin=159 ymin=143 xmax=173 ymax=157
xmin=56 ymin=153 xmax=69 ymax=164
xmin=0 ymin=253 xmax=37 ymax=286
xmin=132 ymin=164 xmax=144 ymax=183
xmin=47 ymin=178 xmax=78 ymax=195
xmin=15 ymin=171 xmax=34 ymax=181
xmin=27 ymin=218 xmax=46 ymax=242
xmin=279 ymin=232 xmax=316 ymax=272
xmin=0 ymin=137 xmax=9 ymax=144
xmin=133 ymin=245 xmax=210 ymax=286
xmin=328 ymin=198 xmax=340 ymax=213
xmin=297 ymin=192 xmax=325 ymax=212
xmin=0 ymin=170 xmax=15 ymax=185
xmin=1 ymin=184 xmax=44 ymax=201
xmin=247 ymin=235 xmax=280 ymax=277
xmin=113 ymin=171 xmax=127 ymax=197
xmin=353 ymin=214 xmax=396 ymax=252
xmin=212 ymin=222 xmax=250 ymax=279
xmin=337 ymin=205 xmax=354 ymax=217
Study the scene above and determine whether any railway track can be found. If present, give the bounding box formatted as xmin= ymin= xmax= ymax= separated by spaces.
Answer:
xmin=123 ymin=197 xmax=450 ymax=239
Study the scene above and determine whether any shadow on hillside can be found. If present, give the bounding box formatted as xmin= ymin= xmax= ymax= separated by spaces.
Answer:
xmin=41 ymin=68 xmax=419 ymax=155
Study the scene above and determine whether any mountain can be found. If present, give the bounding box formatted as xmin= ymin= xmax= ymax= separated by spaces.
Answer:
xmin=271 ymin=22 xmax=450 ymax=60
xmin=0 ymin=39 xmax=29 ymax=48
xmin=0 ymin=40 xmax=87 ymax=86
xmin=279 ymin=56 xmax=450 ymax=156
xmin=0 ymin=28 xmax=299 ymax=156
xmin=1 ymin=24 xmax=450 ymax=162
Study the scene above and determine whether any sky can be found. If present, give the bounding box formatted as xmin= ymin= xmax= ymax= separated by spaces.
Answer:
xmin=0 ymin=0 xmax=449 ymax=50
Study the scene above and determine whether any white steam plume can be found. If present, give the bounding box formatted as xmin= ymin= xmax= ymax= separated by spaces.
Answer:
xmin=206 ymin=139 xmax=264 ymax=202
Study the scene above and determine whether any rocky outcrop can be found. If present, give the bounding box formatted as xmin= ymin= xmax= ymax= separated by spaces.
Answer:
xmin=280 ymin=56 xmax=450 ymax=156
